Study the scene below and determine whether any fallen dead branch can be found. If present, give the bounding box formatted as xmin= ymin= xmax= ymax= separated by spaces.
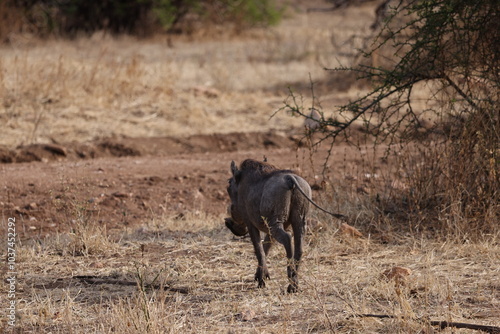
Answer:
xmin=73 ymin=275 xmax=189 ymax=294
xmin=351 ymin=314 xmax=500 ymax=334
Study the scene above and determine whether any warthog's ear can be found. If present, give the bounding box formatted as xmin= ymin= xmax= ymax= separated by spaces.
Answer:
xmin=230 ymin=161 xmax=239 ymax=177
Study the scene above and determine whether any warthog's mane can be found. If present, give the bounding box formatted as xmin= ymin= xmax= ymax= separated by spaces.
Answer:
xmin=236 ymin=159 xmax=294 ymax=184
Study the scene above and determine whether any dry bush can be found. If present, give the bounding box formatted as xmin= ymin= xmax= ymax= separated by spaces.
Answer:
xmin=281 ymin=0 xmax=500 ymax=240
xmin=401 ymin=115 xmax=499 ymax=239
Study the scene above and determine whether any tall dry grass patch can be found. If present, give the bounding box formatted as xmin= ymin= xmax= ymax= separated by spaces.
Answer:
xmin=0 ymin=40 xmax=305 ymax=147
xmin=392 ymin=95 xmax=500 ymax=240
xmin=0 ymin=3 xmax=379 ymax=148
xmin=4 ymin=207 xmax=499 ymax=333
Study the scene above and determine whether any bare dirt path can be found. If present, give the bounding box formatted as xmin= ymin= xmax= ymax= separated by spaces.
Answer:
xmin=1 ymin=133 xmax=356 ymax=239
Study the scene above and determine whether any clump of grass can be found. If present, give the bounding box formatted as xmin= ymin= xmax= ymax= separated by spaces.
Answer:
xmin=101 ymin=264 xmax=175 ymax=333
xmin=20 ymin=288 xmax=92 ymax=331
xmin=63 ymin=220 xmax=114 ymax=257
xmin=18 ymin=216 xmax=115 ymax=259
xmin=96 ymin=291 xmax=182 ymax=333
xmin=44 ymin=193 xmax=117 ymax=256
xmin=137 ymin=211 xmax=225 ymax=236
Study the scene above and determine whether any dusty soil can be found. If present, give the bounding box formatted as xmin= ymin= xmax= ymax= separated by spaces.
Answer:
xmin=0 ymin=133 xmax=260 ymax=234
xmin=0 ymin=131 xmax=297 ymax=163
xmin=0 ymin=130 xmax=360 ymax=240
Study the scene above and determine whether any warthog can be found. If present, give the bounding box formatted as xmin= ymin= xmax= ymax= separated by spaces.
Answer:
xmin=225 ymin=159 xmax=345 ymax=293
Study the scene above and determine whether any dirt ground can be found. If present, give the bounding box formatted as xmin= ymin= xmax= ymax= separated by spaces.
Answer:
xmin=1 ymin=1 xmax=499 ymax=333
xmin=0 ymin=130 xmax=336 ymax=239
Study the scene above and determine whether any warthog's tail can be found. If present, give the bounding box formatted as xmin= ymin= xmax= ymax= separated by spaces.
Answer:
xmin=286 ymin=175 xmax=347 ymax=220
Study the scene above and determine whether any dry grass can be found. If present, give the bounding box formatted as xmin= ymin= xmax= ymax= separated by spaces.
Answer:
xmin=2 ymin=211 xmax=499 ymax=333
xmin=1 ymin=146 xmax=498 ymax=332
xmin=0 ymin=3 xmax=379 ymax=149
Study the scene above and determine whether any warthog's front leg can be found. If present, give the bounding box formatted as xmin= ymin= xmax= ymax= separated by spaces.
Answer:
xmin=248 ymin=225 xmax=270 ymax=288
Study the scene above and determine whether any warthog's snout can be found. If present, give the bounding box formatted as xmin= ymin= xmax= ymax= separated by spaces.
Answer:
xmin=224 ymin=217 xmax=248 ymax=236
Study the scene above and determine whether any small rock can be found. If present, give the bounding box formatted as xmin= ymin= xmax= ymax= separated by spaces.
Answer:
xmin=90 ymin=262 xmax=104 ymax=269
xmin=194 ymin=190 xmax=205 ymax=201
xmin=26 ymin=202 xmax=38 ymax=210
xmin=239 ymin=309 xmax=256 ymax=321
xmin=304 ymin=109 xmax=322 ymax=130
xmin=356 ymin=186 xmax=369 ymax=195
xmin=340 ymin=223 xmax=363 ymax=238
xmin=382 ymin=266 xmax=412 ymax=281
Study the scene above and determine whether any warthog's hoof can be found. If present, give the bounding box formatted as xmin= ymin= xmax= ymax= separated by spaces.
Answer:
xmin=255 ymin=266 xmax=270 ymax=288
xmin=224 ymin=217 xmax=248 ymax=236
xmin=287 ymin=283 xmax=299 ymax=293
xmin=287 ymin=276 xmax=299 ymax=293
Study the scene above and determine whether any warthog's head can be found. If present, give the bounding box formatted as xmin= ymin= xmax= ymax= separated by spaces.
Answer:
xmin=225 ymin=161 xmax=248 ymax=236
xmin=224 ymin=217 xmax=248 ymax=236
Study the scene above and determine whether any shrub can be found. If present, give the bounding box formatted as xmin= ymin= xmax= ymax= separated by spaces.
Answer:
xmin=2 ymin=0 xmax=283 ymax=38
xmin=282 ymin=0 xmax=499 ymax=238
xmin=152 ymin=0 xmax=283 ymax=32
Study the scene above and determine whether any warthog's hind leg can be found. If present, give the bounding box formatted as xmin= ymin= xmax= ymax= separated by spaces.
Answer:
xmin=263 ymin=234 xmax=273 ymax=256
xmin=286 ymin=262 xmax=299 ymax=293
xmin=287 ymin=216 xmax=306 ymax=293
xmin=268 ymin=221 xmax=295 ymax=292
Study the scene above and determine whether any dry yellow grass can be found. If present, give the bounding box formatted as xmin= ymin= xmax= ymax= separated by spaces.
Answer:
xmin=2 ymin=211 xmax=498 ymax=333
xmin=0 ymin=3 xmax=380 ymax=149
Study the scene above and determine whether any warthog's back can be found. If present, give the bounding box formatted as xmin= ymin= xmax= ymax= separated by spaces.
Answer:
xmin=238 ymin=172 xmax=311 ymax=232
